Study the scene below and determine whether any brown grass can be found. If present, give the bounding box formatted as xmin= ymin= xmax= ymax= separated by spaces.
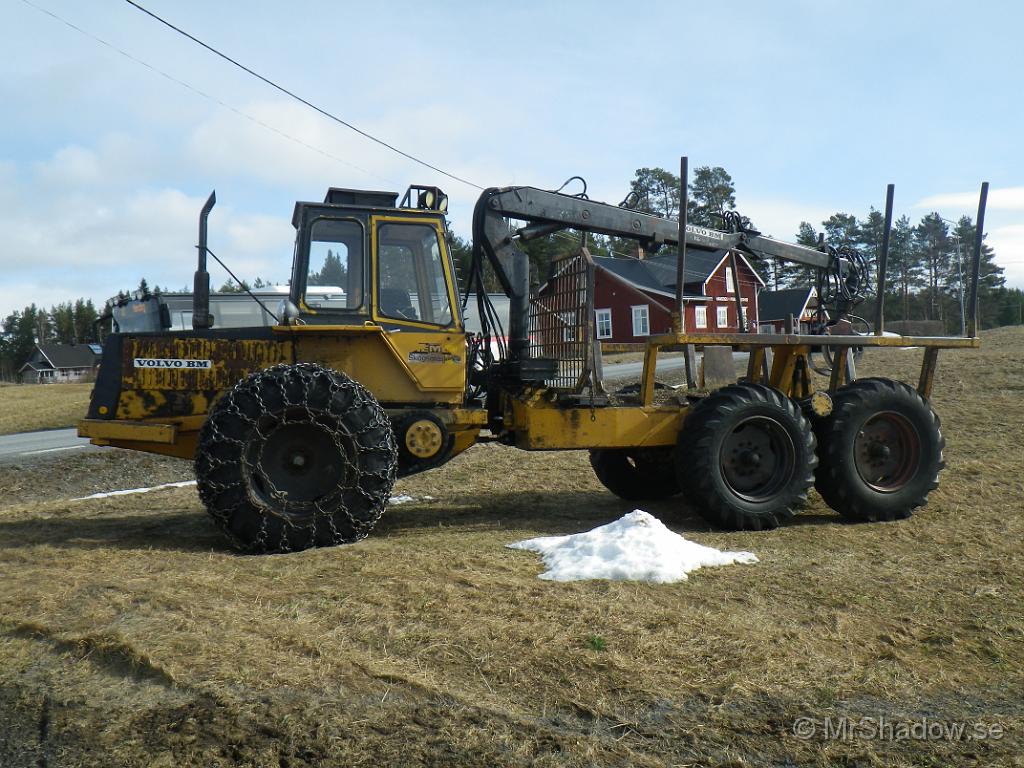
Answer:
xmin=1 ymin=329 xmax=1023 ymax=766
xmin=0 ymin=382 xmax=93 ymax=435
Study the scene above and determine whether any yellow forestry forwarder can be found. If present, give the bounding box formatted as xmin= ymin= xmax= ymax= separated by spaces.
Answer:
xmin=79 ymin=159 xmax=989 ymax=553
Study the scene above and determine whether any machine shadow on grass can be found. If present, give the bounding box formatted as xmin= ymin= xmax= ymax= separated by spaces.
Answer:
xmin=0 ymin=489 xmax=844 ymax=555
xmin=0 ymin=509 xmax=224 ymax=554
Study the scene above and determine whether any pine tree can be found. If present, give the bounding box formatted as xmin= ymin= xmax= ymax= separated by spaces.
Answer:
xmin=628 ymin=167 xmax=680 ymax=219
xmin=952 ymin=215 xmax=1004 ymax=329
xmin=51 ymin=302 xmax=76 ymax=343
xmin=887 ymin=216 xmax=925 ymax=322
xmin=913 ymin=213 xmax=952 ymax=323
xmin=772 ymin=221 xmax=820 ymax=288
xmin=856 ymin=207 xmax=887 ymax=296
xmin=2 ymin=305 xmax=46 ymax=371
xmin=688 ymin=166 xmax=737 ymax=228
xmin=218 ymin=278 xmax=252 ymax=293
xmin=74 ymin=299 xmax=99 ymax=342
xmin=308 ymin=249 xmax=347 ymax=287
xmin=822 ymin=213 xmax=859 ymax=246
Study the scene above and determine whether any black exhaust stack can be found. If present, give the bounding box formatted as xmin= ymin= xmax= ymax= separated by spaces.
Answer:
xmin=193 ymin=191 xmax=216 ymax=330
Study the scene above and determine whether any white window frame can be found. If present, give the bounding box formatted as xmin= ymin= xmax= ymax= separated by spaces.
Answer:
xmin=694 ymin=305 xmax=707 ymax=329
xmin=631 ymin=304 xmax=650 ymax=337
xmin=716 ymin=304 xmax=729 ymax=328
xmin=595 ymin=308 xmax=612 ymax=339
xmin=724 ymin=266 xmax=734 ymax=293
xmin=558 ymin=311 xmax=575 ymax=343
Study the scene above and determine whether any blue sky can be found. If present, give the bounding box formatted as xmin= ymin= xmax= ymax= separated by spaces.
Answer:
xmin=2 ymin=0 xmax=1021 ymax=318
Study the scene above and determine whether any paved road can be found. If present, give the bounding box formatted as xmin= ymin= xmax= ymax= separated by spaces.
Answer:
xmin=602 ymin=351 xmax=749 ymax=381
xmin=0 ymin=427 xmax=95 ymax=463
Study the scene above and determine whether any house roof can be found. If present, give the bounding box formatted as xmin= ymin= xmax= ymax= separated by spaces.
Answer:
xmin=646 ymin=249 xmax=728 ymax=285
xmin=593 ymin=247 xmax=764 ymax=298
xmin=758 ymin=287 xmax=817 ymax=322
xmin=35 ymin=343 xmax=101 ymax=369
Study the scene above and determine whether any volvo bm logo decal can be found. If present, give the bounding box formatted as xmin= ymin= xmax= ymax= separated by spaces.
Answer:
xmin=134 ymin=358 xmax=213 ymax=370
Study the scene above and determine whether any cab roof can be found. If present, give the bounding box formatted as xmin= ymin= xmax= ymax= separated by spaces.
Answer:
xmin=291 ymin=187 xmax=443 ymax=228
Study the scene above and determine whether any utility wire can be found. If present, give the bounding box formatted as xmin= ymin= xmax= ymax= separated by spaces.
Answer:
xmin=19 ymin=0 xmax=389 ymax=185
xmin=122 ymin=0 xmax=483 ymax=190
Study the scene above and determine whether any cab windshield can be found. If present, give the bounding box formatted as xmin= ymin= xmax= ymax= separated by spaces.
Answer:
xmin=377 ymin=222 xmax=453 ymax=326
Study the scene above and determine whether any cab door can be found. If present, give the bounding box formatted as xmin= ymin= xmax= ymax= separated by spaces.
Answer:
xmin=370 ymin=215 xmax=467 ymax=393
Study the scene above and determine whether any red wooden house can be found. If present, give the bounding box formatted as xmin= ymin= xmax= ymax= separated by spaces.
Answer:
xmin=591 ymin=248 xmax=764 ymax=344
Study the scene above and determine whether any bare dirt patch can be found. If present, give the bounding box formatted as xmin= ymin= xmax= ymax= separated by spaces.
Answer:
xmin=1 ymin=329 xmax=1022 ymax=766
xmin=0 ymin=383 xmax=93 ymax=435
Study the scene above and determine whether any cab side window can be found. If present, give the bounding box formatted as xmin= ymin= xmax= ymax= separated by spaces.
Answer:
xmin=377 ymin=223 xmax=453 ymax=326
xmin=305 ymin=219 xmax=363 ymax=311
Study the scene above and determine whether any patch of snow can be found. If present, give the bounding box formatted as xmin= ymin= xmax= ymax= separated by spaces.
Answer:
xmin=388 ymin=494 xmax=435 ymax=505
xmin=74 ymin=484 xmax=434 ymax=506
xmin=508 ymin=510 xmax=758 ymax=583
xmin=388 ymin=494 xmax=417 ymax=505
xmin=73 ymin=480 xmax=197 ymax=501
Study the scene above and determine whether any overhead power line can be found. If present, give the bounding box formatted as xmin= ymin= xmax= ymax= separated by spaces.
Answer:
xmin=122 ymin=0 xmax=483 ymax=190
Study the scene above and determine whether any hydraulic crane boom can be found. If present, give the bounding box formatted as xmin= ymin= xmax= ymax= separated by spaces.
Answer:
xmin=472 ymin=184 xmax=836 ymax=363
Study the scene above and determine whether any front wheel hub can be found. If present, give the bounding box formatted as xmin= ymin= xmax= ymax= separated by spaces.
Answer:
xmin=245 ymin=412 xmax=357 ymax=515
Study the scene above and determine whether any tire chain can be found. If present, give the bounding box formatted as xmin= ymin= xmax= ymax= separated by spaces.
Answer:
xmin=196 ymin=363 xmax=397 ymax=553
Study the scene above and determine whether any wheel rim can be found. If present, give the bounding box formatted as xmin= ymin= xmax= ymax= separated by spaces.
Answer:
xmin=854 ymin=410 xmax=920 ymax=492
xmin=244 ymin=409 xmax=358 ymax=518
xmin=719 ymin=415 xmax=796 ymax=503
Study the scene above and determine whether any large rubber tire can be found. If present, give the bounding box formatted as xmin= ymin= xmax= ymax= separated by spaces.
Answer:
xmin=814 ymin=377 xmax=944 ymax=522
xmin=676 ymin=383 xmax=817 ymax=530
xmin=196 ymin=363 xmax=397 ymax=553
xmin=590 ymin=448 xmax=680 ymax=500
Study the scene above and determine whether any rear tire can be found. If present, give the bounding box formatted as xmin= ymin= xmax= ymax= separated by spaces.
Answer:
xmin=676 ymin=383 xmax=816 ymax=530
xmin=814 ymin=377 xmax=943 ymax=522
xmin=196 ymin=363 xmax=397 ymax=553
xmin=590 ymin=448 xmax=680 ymax=500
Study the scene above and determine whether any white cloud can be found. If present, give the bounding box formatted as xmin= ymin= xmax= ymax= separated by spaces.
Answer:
xmin=32 ymin=133 xmax=166 ymax=192
xmin=913 ymin=186 xmax=1024 ymax=212
xmin=988 ymin=224 xmax=1024 ymax=288
xmin=738 ymin=197 xmax=835 ymax=240
xmin=184 ymin=98 xmax=494 ymax=196
xmin=0 ymin=140 xmax=295 ymax=317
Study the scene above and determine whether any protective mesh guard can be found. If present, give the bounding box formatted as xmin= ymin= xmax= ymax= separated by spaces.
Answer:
xmin=528 ymin=247 xmax=601 ymax=393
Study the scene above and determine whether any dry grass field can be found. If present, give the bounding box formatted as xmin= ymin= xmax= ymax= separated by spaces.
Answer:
xmin=0 ymin=383 xmax=93 ymax=435
xmin=1 ymin=329 xmax=1022 ymax=766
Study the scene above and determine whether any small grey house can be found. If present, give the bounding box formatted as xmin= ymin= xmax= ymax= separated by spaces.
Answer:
xmin=19 ymin=343 xmax=102 ymax=384
xmin=757 ymin=287 xmax=821 ymax=334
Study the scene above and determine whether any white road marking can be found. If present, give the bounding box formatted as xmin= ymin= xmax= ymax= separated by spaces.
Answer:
xmin=72 ymin=480 xmax=198 ymax=501
xmin=23 ymin=445 xmax=88 ymax=455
